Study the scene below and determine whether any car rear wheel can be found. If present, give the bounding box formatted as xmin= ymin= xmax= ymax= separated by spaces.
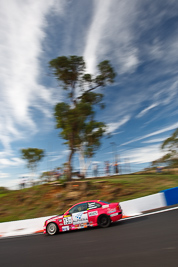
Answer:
xmin=98 ymin=215 xmax=111 ymax=228
xmin=47 ymin=223 xmax=58 ymax=235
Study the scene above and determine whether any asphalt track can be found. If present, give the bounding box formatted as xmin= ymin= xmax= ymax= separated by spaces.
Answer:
xmin=0 ymin=209 xmax=178 ymax=267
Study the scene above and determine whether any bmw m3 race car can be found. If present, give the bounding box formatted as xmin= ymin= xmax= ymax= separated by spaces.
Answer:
xmin=44 ymin=200 xmax=122 ymax=235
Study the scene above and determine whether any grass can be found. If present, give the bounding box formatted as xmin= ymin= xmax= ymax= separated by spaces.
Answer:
xmin=0 ymin=173 xmax=177 ymax=223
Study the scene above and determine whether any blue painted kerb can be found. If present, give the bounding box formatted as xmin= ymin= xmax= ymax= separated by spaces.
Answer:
xmin=161 ymin=187 xmax=178 ymax=206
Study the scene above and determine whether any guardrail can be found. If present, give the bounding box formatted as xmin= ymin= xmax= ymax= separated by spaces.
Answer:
xmin=0 ymin=187 xmax=177 ymax=238
xmin=161 ymin=187 xmax=178 ymax=206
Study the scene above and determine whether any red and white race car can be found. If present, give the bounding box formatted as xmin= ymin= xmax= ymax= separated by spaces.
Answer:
xmin=44 ymin=200 xmax=122 ymax=235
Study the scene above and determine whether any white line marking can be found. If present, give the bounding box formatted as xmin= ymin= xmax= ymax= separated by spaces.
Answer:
xmin=120 ymin=206 xmax=178 ymax=221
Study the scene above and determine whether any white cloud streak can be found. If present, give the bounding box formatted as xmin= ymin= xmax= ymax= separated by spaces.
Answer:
xmin=0 ymin=0 xmax=64 ymax=150
xmin=122 ymin=144 xmax=166 ymax=164
xmin=0 ymin=173 xmax=10 ymax=179
xmin=106 ymin=115 xmax=130 ymax=133
xmin=136 ymin=103 xmax=159 ymax=118
xmin=48 ymin=149 xmax=70 ymax=162
xmin=121 ymin=122 xmax=178 ymax=146
xmin=83 ymin=0 xmax=112 ymax=73
xmin=142 ymin=136 xmax=169 ymax=144
xmin=0 ymin=157 xmax=24 ymax=167
xmin=84 ymin=0 xmax=139 ymax=74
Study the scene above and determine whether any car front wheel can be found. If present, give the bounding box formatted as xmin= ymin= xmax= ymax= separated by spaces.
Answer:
xmin=47 ymin=223 xmax=58 ymax=235
xmin=98 ymin=215 xmax=111 ymax=228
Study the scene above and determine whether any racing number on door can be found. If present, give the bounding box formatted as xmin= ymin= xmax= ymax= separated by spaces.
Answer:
xmin=63 ymin=217 xmax=72 ymax=225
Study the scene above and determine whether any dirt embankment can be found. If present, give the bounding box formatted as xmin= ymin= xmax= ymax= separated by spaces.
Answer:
xmin=0 ymin=174 xmax=178 ymax=222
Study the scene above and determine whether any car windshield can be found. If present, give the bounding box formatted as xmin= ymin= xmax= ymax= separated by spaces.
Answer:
xmin=100 ymin=200 xmax=110 ymax=204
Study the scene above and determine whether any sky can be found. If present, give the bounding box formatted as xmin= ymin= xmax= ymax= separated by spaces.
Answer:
xmin=0 ymin=0 xmax=178 ymax=189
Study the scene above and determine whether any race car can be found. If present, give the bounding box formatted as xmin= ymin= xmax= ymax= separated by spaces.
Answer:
xmin=44 ymin=200 xmax=122 ymax=235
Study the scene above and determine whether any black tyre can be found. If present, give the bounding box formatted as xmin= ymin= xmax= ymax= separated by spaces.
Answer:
xmin=98 ymin=214 xmax=111 ymax=228
xmin=46 ymin=223 xmax=58 ymax=235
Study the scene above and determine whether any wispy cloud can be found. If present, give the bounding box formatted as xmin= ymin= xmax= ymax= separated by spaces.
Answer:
xmin=48 ymin=149 xmax=70 ymax=162
xmin=142 ymin=136 xmax=169 ymax=144
xmin=121 ymin=122 xmax=178 ymax=146
xmin=136 ymin=103 xmax=159 ymax=118
xmin=110 ymin=131 xmax=123 ymax=136
xmin=0 ymin=173 xmax=10 ymax=179
xmin=0 ymin=0 xmax=64 ymax=150
xmin=49 ymin=155 xmax=64 ymax=162
xmin=122 ymin=144 xmax=166 ymax=164
xmin=83 ymin=0 xmax=111 ymax=73
xmin=106 ymin=115 xmax=130 ymax=133
xmin=0 ymin=157 xmax=24 ymax=167
xmin=83 ymin=0 xmax=139 ymax=74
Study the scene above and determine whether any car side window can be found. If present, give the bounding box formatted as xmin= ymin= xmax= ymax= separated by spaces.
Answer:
xmin=87 ymin=202 xmax=102 ymax=210
xmin=68 ymin=203 xmax=88 ymax=214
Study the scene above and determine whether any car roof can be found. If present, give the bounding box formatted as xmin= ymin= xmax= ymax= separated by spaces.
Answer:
xmin=70 ymin=200 xmax=101 ymax=207
xmin=76 ymin=200 xmax=99 ymax=204
xmin=65 ymin=200 xmax=107 ymax=213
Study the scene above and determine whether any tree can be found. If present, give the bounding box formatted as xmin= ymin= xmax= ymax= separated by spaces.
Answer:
xmin=49 ymin=56 xmax=116 ymax=180
xmin=152 ymin=128 xmax=178 ymax=167
xmin=40 ymin=171 xmax=51 ymax=183
xmin=21 ymin=148 xmax=45 ymax=182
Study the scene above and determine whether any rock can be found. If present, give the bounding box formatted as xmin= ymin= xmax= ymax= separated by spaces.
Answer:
xmin=107 ymin=187 xmax=121 ymax=195
xmin=80 ymin=181 xmax=89 ymax=191
xmin=65 ymin=191 xmax=81 ymax=201
xmin=55 ymin=193 xmax=63 ymax=200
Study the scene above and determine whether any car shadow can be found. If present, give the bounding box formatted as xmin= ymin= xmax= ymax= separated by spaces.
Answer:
xmin=111 ymin=216 xmax=147 ymax=227
xmin=44 ymin=216 xmax=148 ymax=238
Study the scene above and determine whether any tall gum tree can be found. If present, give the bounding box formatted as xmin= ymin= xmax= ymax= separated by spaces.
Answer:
xmin=49 ymin=56 xmax=116 ymax=180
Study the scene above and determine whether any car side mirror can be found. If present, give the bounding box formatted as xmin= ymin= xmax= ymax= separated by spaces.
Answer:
xmin=65 ymin=211 xmax=70 ymax=215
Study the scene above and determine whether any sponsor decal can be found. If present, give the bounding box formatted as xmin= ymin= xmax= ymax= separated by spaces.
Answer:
xmin=58 ymin=219 xmax=63 ymax=222
xmin=110 ymin=213 xmax=118 ymax=217
xmin=89 ymin=211 xmax=98 ymax=216
xmin=63 ymin=216 xmax=72 ymax=225
xmin=102 ymin=205 xmax=109 ymax=208
xmin=62 ymin=226 xmax=69 ymax=232
xmin=72 ymin=211 xmax=88 ymax=225
xmin=107 ymin=208 xmax=116 ymax=214
xmin=88 ymin=202 xmax=97 ymax=209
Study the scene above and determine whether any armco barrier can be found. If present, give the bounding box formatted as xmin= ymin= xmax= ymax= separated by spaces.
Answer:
xmin=120 ymin=192 xmax=166 ymax=216
xmin=162 ymin=187 xmax=178 ymax=206
xmin=0 ymin=190 xmax=175 ymax=238
xmin=0 ymin=216 xmax=53 ymax=238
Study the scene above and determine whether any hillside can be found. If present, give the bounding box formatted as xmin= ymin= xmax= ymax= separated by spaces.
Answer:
xmin=0 ymin=174 xmax=178 ymax=223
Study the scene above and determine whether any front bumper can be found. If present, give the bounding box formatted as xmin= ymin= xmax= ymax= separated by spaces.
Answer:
xmin=43 ymin=225 xmax=47 ymax=234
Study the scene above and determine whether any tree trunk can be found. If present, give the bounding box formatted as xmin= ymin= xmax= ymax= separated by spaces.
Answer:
xmin=78 ymin=148 xmax=91 ymax=178
xmin=67 ymin=149 xmax=74 ymax=181
xmin=78 ymin=148 xmax=85 ymax=178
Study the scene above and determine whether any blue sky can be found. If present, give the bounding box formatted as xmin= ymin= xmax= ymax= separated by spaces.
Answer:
xmin=0 ymin=0 xmax=178 ymax=188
